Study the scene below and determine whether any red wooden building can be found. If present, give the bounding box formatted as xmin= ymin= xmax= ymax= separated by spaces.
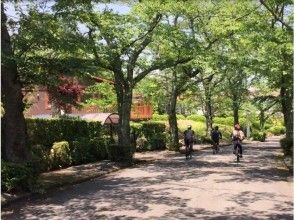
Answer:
xmin=24 ymin=77 xmax=153 ymax=121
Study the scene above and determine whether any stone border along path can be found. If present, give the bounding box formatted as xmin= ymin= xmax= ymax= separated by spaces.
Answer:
xmin=1 ymin=136 xmax=293 ymax=219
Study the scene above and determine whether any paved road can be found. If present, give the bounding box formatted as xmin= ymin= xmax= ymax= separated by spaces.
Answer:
xmin=2 ymin=137 xmax=293 ymax=220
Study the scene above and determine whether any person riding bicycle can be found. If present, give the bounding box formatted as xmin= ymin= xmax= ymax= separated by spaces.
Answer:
xmin=232 ymin=123 xmax=245 ymax=158
xmin=211 ymin=126 xmax=222 ymax=153
xmin=184 ymin=125 xmax=195 ymax=159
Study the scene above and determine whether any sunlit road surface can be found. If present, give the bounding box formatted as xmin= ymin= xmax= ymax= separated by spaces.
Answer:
xmin=2 ymin=136 xmax=293 ymax=220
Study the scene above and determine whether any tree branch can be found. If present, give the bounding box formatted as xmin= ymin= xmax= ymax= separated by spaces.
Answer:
xmin=133 ymin=57 xmax=193 ymax=86
xmin=88 ymin=28 xmax=113 ymax=71
xmin=126 ymin=14 xmax=162 ymax=81
xmin=260 ymin=0 xmax=293 ymax=32
xmin=121 ymin=14 xmax=162 ymax=54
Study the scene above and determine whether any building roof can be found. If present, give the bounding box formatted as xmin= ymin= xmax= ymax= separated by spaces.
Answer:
xmin=31 ymin=113 xmax=119 ymax=125
xmin=79 ymin=113 xmax=119 ymax=125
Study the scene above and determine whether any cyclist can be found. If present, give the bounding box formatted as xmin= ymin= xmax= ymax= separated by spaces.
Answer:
xmin=232 ymin=123 xmax=245 ymax=158
xmin=184 ymin=125 xmax=195 ymax=159
xmin=211 ymin=126 xmax=222 ymax=154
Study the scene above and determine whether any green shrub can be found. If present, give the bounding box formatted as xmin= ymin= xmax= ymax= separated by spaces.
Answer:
xmin=26 ymin=118 xmax=104 ymax=149
xmin=197 ymin=136 xmax=213 ymax=144
xmin=267 ymin=126 xmax=286 ymax=135
xmin=252 ymin=121 xmax=260 ymax=130
xmin=141 ymin=122 xmax=166 ymax=150
xmin=1 ymin=161 xmax=38 ymax=192
xmin=176 ymin=114 xmax=186 ymax=120
xmin=213 ymin=117 xmax=246 ymax=126
xmin=70 ymin=138 xmax=92 ymax=165
xmin=136 ymin=137 xmax=148 ymax=151
xmin=148 ymin=135 xmax=167 ymax=150
xmin=70 ymin=137 xmax=110 ymax=165
xmin=186 ymin=115 xmax=206 ymax=122
xmin=106 ymin=144 xmax=127 ymax=161
xmin=251 ymin=132 xmax=266 ymax=142
xmin=141 ymin=122 xmax=166 ymax=137
xmin=50 ymin=141 xmax=72 ymax=169
xmin=152 ymin=114 xmax=168 ymax=121
xmin=30 ymin=144 xmax=51 ymax=172
xmin=264 ymin=123 xmax=271 ymax=130
xmin=89 ymin=137 xmax=110 ymax=160
xmin=130 ymin=122 xmax=143 ymax=140
xmin=214 ymin=117 xmax=233 ymax=125
xmin=26 ymin=118 xmax=111 ymax=168
xmin=280 ymin=137 xmax=293 ymax=157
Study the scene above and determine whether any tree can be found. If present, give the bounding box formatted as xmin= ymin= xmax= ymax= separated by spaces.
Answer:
xmin=198 ymin=71 xmax=223 ymax=135
xmin=51 ymin=1 xmax=194 ymax=160
xmin=165 ymin=66 xmax=201 ymax=150
xmin=246 ymin=0 xmax=293 ymax=138
xmin=1 ymin=3 xmax=29 ymax=162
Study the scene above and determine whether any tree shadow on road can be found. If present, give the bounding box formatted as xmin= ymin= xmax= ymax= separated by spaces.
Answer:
xmin=2 ymin=142 xmax=293 ymax=220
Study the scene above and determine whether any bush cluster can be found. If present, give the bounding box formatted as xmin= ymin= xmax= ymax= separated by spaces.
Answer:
xmin=26 ymin=118 xmax=104 ymax=149
xmin=1 ymin=161 xmax=38 ymax=193
xmin=152 ymin=114 xmax=168 ymax=121
xmin=131 ymin=122 xmax=167 ymax=151
xmin=26 ymin=118 xmax=121 ymax=171
xmin=251 ymin=131 xmax=266 ymax=142
xmin=266 ymin=126 xmax=286 ymax=135
xmin=50 ymin=141 xmax=72 ymax=169
xmin=186 ymin=114 xmax=206 ymax=122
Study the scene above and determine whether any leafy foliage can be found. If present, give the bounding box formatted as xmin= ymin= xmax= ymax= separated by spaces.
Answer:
xmin=82 ymin=82 xmax=117 ymax=112
xmin=1 ymin=161 xmax=38 ymax=192
xmin=251 ymin=131 xmax=266 ymax=142
xmin=50 ymin=141 xmax=72 ymax=169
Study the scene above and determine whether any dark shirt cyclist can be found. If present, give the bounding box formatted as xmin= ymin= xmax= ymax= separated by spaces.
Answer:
xmin=211 ymin=126 xmax=222 ymax=145
xmin=211 ymin=126 xmax=222 ymax=153
xmin=184 ymin=125 xmax=195 ymax=159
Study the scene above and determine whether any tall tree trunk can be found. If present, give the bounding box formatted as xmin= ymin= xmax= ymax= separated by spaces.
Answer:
xmin=280 ymin=51 xmax=293 ymax=139
xmin=232 ymin=93 xmax=239 ymax=125
xmin=204 ymin=86 xmax=213 ymax=136
xmin=259 ymin=109 xmax=265 ymax=130
xmin=115 ymin=85 xmax=133 ymax=161
xmin=280 ymin=82 xmax=293 ymax=139
xmin=167 ymin=88 xmax=179 ymax=151
xmin=1 ymin=3 xmax=29 ymax=162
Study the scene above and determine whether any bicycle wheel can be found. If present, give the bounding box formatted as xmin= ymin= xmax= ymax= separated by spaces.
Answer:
xmin=236 ymin=145 xmax=240 ymax=162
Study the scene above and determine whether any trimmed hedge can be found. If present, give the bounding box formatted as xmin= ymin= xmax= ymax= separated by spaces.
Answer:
xmin=26 ymin=118 xmax=125 ymax=169
xmin=30 ymin=144 xmax=51 ymax=172
xmin=134 ymin=122 xmax=167 ymax=151
xmin=186 ymin=114 xmax=206 ymax=122
xmin=152 ymin=114 xmax=168 ymax=121
xmin=142 ymin=121 xmax=166 ymax=150
xmin=213 ymin=116 xmax=246 ymax=126
xmin=26 ymin=118 xmax=104 ymax=149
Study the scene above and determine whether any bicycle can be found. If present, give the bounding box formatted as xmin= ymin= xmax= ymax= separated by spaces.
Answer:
xmin=234 ymin=140 xmax=242 ymax=162
xmin=185 ymin=143 xmax=193 ymax=160
xmin=212 ymin=141 xmax=220 ymax=154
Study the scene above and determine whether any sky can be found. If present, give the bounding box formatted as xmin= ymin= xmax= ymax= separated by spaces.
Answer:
xmin=4 ymin=1 xmax=131 ymax=21
xmin=4 ymin=1 xmax=131 ymax=35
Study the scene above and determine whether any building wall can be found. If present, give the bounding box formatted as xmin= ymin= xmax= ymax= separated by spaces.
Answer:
xmin=131 ymin=101 xmax=153 ymax=121
xmin=24 ymin=90 xmax=52 ymax=117
xmin=24 ymin=89 xmax=153 ymax=120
